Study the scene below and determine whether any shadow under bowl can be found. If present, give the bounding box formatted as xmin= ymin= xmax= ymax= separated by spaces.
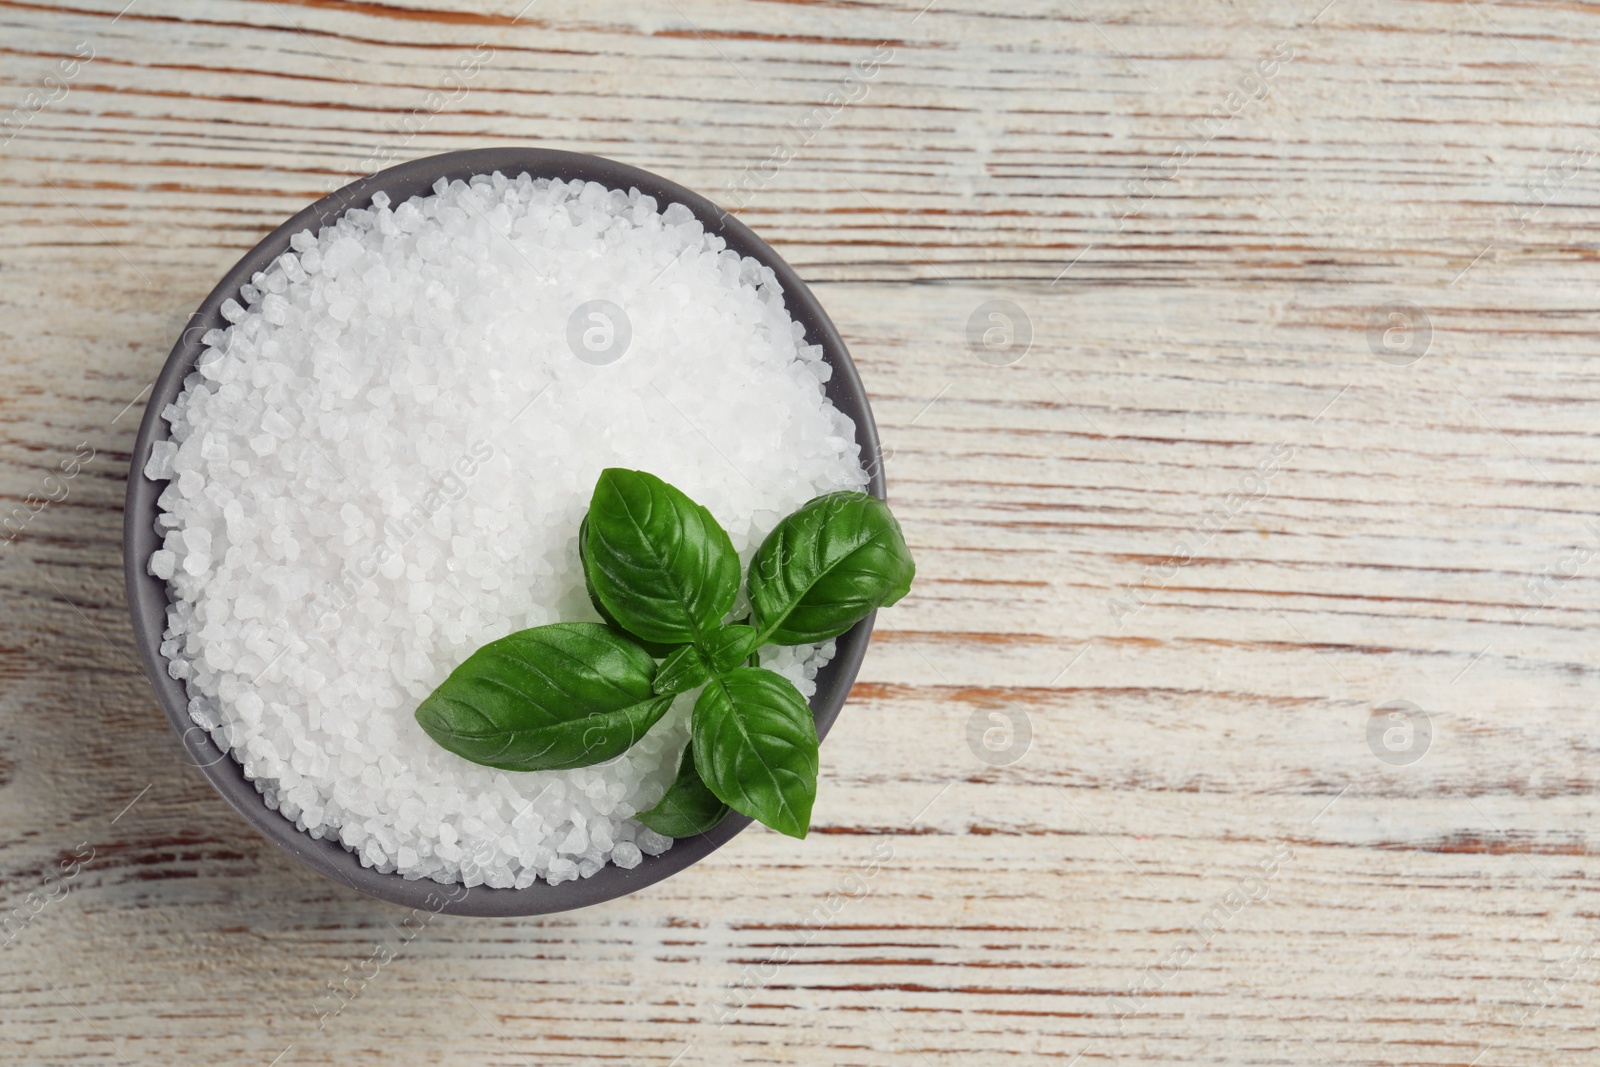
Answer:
xmin=122 ymin=147 xmax=885 ymax=917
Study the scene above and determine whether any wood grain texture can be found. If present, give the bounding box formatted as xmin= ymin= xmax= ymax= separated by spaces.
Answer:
xmin=4 ymin=0 xmax=1600 ymax=1063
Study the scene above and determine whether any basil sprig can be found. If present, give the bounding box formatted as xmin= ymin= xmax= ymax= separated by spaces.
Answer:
xmin=415 ymin=468 xmax=915 ymax=841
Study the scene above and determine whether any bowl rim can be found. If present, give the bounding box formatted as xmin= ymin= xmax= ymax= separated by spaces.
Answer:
xmin=122 ymin=147 xmax=885 ymax=917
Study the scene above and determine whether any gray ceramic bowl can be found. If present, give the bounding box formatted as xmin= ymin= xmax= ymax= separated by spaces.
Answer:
xmin=123 ymin=148 xmax=884 ymax=916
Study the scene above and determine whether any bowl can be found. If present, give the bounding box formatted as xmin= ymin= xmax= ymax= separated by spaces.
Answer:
xmin=123 ymin=147 xmax=885 ymax=916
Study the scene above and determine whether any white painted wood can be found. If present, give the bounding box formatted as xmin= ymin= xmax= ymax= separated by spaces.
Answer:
xmin=3 ymin=0 xmax=1600 ymax=1063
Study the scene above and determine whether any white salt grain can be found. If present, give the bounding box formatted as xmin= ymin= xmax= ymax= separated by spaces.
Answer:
xmin=148 ymin=172 xmax=864 ymax=889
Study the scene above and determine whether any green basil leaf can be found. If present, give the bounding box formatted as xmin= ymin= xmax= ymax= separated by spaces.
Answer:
xmin=584 ymin=469 xmax=741 ymax=645
xmin=654 ymin=644 xmax=710 ymax=696
xmin=748 ymin=492 xmax=915 ymax=646
xmin=579 ymin=513 xmax=677 ymax=658
xmin=701 ymin=624 xmax=758 ymax=673
xmin=691 ymin=667 xmax=819 ymax=839
xmin=415 ymin=622 xmax=673 ymax=772
xmin=636 ymin=742 xmax=729 ymax=838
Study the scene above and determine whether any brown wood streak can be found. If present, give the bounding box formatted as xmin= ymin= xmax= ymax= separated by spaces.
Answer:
xmin=0 ymin=0 xmax=540 ymax=28
xmin=4 ymin=0 xmax=1600 ymax=1064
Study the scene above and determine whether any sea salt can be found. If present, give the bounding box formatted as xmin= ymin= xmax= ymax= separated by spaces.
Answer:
xmin=147 ymin=172 xmax=863 ymax=888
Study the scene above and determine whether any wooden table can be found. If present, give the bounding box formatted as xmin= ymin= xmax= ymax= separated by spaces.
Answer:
xmin=4 ymin=1 xmax=1599 ymax=1063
